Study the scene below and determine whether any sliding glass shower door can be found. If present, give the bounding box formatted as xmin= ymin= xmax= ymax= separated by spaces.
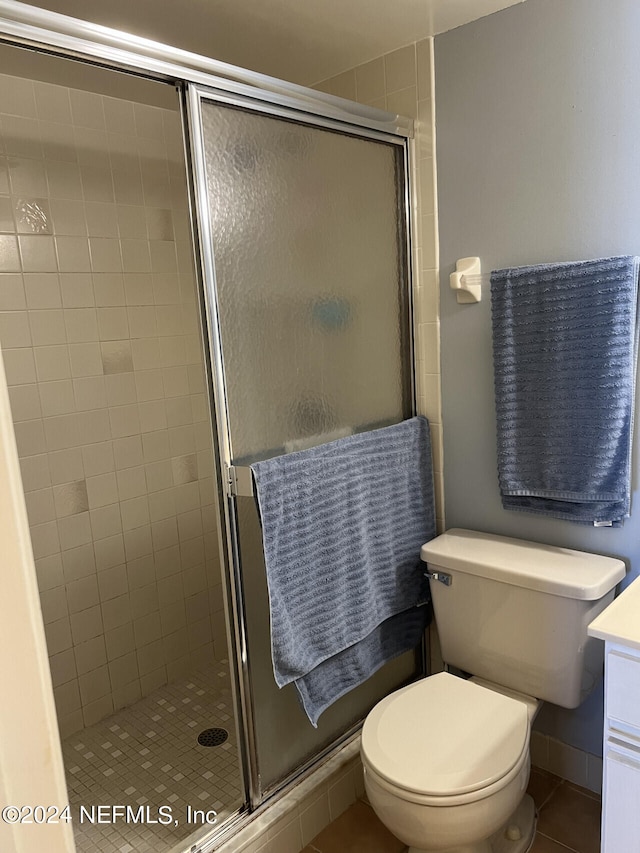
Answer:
xmin=188 ymin=85 xmax=420 ymax=802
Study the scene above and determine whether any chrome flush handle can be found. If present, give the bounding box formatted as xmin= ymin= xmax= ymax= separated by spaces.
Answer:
xmin=424 ymin=570 xmax=452 ymax=587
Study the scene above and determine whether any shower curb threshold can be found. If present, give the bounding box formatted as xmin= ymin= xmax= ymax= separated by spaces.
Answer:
xmin=178 ymin=732 xmax=363 ymax=853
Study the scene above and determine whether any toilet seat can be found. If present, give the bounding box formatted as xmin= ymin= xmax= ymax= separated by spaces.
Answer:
xmin=361 ymin=672 xmax=530 ymax=804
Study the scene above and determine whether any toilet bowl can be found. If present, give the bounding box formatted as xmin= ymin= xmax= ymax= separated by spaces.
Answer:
xmin=361 ymin=673 xmax=536 ymax=853
xmin=360 ymin=529 xmax=625 ymax=853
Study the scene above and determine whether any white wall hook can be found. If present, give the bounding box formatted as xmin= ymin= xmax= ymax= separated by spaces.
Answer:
xmin=450 ymin=257 xmax=482 ymax=303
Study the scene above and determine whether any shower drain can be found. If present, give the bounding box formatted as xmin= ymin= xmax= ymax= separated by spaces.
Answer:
xmin=197 ymin=727 xmax=229 ymax=747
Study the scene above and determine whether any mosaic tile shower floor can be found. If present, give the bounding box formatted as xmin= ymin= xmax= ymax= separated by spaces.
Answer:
xmin=62 ymin=661 xmax=243 ymax=853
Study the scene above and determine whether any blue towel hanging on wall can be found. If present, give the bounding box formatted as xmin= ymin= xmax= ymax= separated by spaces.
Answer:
xmin=491 ymin=255 xmax=640 ymax=526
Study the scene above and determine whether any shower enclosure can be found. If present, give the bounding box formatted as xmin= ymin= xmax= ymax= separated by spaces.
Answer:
xmin=0 ymin=3 xmax=422 ymax=851
xmin=188 ymin=86 xmax=419 ymax=802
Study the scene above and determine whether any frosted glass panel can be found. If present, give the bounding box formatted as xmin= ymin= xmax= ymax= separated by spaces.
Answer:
xmin=198 ymin=96 xmax=415 ymax=797
xmin=236 ymin=495 xmax=417 ymax=792
xmin=201 ymin=102 xmax=409 ymax=461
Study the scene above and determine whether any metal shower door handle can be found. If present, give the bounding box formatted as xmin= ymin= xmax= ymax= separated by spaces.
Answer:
xmin=424 ymin=569 xmax=452 ymax=586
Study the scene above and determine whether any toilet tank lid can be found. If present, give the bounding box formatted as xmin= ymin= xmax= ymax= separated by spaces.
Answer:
xmin=421 ymin=529 xmax=625 ymax=600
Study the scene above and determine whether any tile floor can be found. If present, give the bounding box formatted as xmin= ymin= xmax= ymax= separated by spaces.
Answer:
xmin=301 ymin=768 xmax=601 ymax=853
xmin=62 ymin=661 xmax=243 ymax=853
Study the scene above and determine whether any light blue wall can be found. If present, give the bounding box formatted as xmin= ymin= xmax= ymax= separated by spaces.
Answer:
xmin=435 ymin=0 xmax=640 ymax=754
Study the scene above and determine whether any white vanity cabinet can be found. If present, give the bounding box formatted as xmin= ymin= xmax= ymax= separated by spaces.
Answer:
xmin=589 ymin=576 xmax=640 ymax=852
xmin=599 ymin=644 xmax=640 ymax=851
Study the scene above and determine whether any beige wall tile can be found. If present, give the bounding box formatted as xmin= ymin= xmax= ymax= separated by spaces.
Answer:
xmin=416 ymin=38 xmax=432 ymax=101
xmin=24 ymin=273 xmax=62 ymax=309
xmin=328 ymin=769 xmax=357 ymax=820
xmin=386 ymin=86 xmax=418 ymax=119
xmin=547 ymin=738 xmax=589 ymax=789
xmin=319 ymin=70 xmax=357 ymax=101
xmin=58 ymin=512 xmax=92 ymax=551
xmin=0 ymin=74 xmax=37 ymax=118
xmin=0 ymin=273 xmax=26 ymax=310
xmin=355 ymin=58 xmax=385 ymax=103
xmin=384 ymin=44 xmax=416 ymax=93
xmin=0 ymin=234 xmax=20 ymax=271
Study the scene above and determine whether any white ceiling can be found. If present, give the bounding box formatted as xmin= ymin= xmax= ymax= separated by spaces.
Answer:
xmin=20 ymin=0 xmax=526 ymax=85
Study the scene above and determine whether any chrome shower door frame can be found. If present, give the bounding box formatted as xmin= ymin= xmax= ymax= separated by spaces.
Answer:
xmin=185 ymin=81 xmax=418 ymax=808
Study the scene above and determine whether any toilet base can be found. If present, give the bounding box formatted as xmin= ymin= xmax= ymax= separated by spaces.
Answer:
xmin=407 ymin=794 xmax=537 ymax=853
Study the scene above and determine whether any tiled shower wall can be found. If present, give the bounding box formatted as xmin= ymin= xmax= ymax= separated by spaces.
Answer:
xmin=0 ymin=72 xmax=227 ymax=738
xmin=314 ymin=39 xmax=443 ymax=531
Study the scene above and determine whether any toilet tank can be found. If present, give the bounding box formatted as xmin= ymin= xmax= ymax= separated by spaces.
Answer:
xmin=421 ymin=529 xmax=625 ymax=708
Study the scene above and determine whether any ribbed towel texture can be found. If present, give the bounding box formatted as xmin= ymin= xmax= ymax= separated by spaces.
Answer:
xmin=250 ymin=416 xmax=435 ymax=726
xmin=491 ymin=255 xmax=640 ymax=526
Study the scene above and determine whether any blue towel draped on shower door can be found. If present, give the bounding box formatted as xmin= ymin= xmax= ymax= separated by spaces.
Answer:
xmin=491 ymin=255 xmax=640 ymax=526
xmin=250 ymin=416 xmax=435 ymax=726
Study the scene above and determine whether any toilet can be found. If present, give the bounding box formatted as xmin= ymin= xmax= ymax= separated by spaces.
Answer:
xmin=361 ymin=529 xmax=625 ymax=853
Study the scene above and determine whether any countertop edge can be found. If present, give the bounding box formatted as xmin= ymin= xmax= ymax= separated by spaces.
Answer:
xmin=588 ymin=575 xmax=640 ymax=648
